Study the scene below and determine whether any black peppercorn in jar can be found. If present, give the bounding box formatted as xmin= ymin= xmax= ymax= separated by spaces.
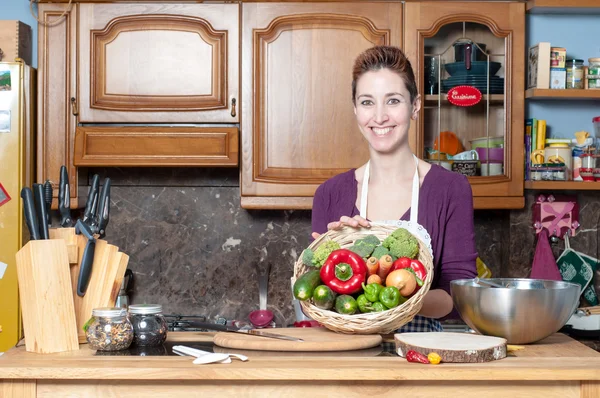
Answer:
xmin=128 ymin=304 xmax=168 ymax=346
xmin=85 ymin=307 xmax=134 ymax=351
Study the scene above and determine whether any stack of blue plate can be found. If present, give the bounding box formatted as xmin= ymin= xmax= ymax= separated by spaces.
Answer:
xmin=442 ymin=76 xmax=504 ymax=94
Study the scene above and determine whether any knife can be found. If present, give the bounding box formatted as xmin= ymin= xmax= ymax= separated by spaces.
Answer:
xmin=58 ymin=166 xmax=73 ymax=227
xmin=43 ymin=180 xmax=53 ymax=227
xmin=33 ymin=183 xmax=49 ymax=239
xmin=21 ymin=187 xmax=40 ymax=240
xmin=75 ymin=219 xmax=96 ymax=297
xmin=83 ymin=174 xmax=100 ymax=226
xmin=96 ymin=178 xmax=110 ymax=238
xmin=187 ymin=321 xmax=304 ymax=342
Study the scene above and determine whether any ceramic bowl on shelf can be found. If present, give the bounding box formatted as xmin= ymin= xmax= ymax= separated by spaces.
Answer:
xmin=476 ymin=147 xmax=504 ymax=163
xmin=451 ymin=278 xmax=580 ymax=344
xmin=470 ymin=136 xmax=504 ymax=149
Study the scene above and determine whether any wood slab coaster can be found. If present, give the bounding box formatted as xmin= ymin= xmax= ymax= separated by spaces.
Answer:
xmin=213 ymin=327 xmax=382 ymax=352
xmin=395 ymin=332 xmax=507 ymax=363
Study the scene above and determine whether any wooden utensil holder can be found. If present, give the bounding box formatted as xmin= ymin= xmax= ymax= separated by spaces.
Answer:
xmin=15 ymin=239 xmax=79 ymax=354
xmin=49 ymin=228 xmax=130 ymax=343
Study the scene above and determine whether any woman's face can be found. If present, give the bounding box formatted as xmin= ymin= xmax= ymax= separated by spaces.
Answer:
xmin=354 ymin=68 xmax=420 ymax=154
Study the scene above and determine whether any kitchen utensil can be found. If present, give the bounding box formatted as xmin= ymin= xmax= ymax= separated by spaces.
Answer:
xmin=453 ymin=40 xmax=487 ymax=69
xmin=58 ymin=165 xmax=73 ymax=227
xmin=20 ymin=187 xmax=40 ymax=240
xmin=33 ymin=183 xmax=49 ymax=239
xmin=187 ymin=321 xmax=303 ymax=342
xmin=75 ymin=219 xmax=97 ymax=296
xmin=473 ymin=277 xmax=506 ymax=288
xmin=433 ymin=131 xmax=463 ymax=156
xmin=469 ymin=135 xmax=504 ymax=149
xmin=96 ymin=178 xmax=111 ymax=238
xmin=83 ymin=174 xmax=100 ymax=226
xmin=43 ymin=180 xmax=53 ymax=226
xmin=444 ymin=61 xmax=501 ymax=77
xmin=249 ymin=264 xmax=274 ymax=328
xmin=475 ymin=147 xmax=504 ymax=163
xmin=115 ymin=269 xmax=133 ymax=308
xmin=395 ymin=332 xmax=507 ymax=363
xmin=172 ymin=345 xmax=249 ymax=363
xmin=213 ymin=327 xmax=382 ymax=352
xmin=451 ymin=278 xmax=581 ymax=344
xmin=193 ymin=353 xmax=232 ymax=365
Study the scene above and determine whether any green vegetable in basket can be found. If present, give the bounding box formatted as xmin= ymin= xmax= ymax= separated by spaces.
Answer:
xmin=356 ymin=294 xmax=373 ymax=313
xmin=379 ymin=286 xmax=401 ymax=309
xmin=301 ymin=248 xmax=315 ymax=267
xmin=371 ymin=245 xmax=390 ymax=260
xmin=382 ymin=228 xmax=419 ymax=259
xmin=362 ymin=282 xmax=383 ymax=303
xmin=312 ymin=241 xmax=342 ymax=268
xmin=371 ymin=302 xmax=386 ymax=312
xmin=293 ymin=270 xmax=322 ymax=301
xmin=335 ymin=295 xmax=358 ymax=315
xmin=312 ymin=285 xmax=336 ymax=310
xmin=348 ymin=235 xmax=380 ymax=259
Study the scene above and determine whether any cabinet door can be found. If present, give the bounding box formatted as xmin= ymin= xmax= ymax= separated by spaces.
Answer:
xmin=241 ymin=2 xmax=402 ymax=209
xmin=404 ymin=2 xmax=525 ymax=209
xmin=78 ymin=3 xmax=238 ymax=123
xmin=38 ymin=3 xmax=78 ymax=206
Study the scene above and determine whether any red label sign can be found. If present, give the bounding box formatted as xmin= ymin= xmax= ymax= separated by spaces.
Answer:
xmin=447 ymin=85 xmax=482 ymax=107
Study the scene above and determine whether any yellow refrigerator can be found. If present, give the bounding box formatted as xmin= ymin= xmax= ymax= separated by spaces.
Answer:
xmin=0 ymin=60 xmax=35 ymax=352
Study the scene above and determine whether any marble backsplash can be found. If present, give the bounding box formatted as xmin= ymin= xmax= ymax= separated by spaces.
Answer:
xmin=88 ymin=167 xmax=600 ymax=326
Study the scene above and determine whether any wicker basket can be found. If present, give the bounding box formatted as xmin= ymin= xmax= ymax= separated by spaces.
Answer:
xmin=293 ymin=225 xmax=434 ymax=335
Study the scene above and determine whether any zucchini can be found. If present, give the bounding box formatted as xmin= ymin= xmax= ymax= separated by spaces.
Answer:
xmin=293 ymin=270 xmax=322 ymax=301
xmin=312 ymin=285 xmax=337 ymax=310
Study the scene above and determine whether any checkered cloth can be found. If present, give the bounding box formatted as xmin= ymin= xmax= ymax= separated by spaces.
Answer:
xmin=397 ymin=315 xmax=443 ymax=333
xmin=381 ymin=316 xmax=443 ymax=355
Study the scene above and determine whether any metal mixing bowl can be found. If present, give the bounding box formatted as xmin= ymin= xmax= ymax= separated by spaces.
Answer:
xmin=451 ymin=278 xmax=581 ymax=344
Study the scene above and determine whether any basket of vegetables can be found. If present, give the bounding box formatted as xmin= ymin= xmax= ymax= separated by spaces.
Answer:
xmin=292 ymin=225 xmax=434 ymax=334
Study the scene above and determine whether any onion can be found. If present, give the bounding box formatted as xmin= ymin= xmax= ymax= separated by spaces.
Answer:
xmin=385 ymin=269 xmax=417 ymax=297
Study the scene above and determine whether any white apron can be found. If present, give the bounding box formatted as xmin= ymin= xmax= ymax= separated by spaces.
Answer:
xmin=360 ymin=155 xmax=442 ymax=332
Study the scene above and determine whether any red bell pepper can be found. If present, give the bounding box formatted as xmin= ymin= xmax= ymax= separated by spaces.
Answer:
xmin=392 ymin=257 xmax=426 ymax=290
xmin=406 ymin=350 xmax=430 ymax=364
xmin=320 ymin=249 xmax=367 ymax=295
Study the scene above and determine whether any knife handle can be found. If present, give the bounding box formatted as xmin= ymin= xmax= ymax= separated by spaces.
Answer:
xmin=58 ymin=166 xmax=73 ymax=227
xmin=34 ymin=184 xmax=49 ymax=239
xmin=96 ymin=178 xmax=110 ymax=238
xmin=43 ymin=180 xmax=53 ymax=226
xmin=77 ymin=239 xmax=96 ymax=296
xmin=83 ymin=174 xmax=100 ymax=225
xmin=21 ymin=187 xmax=40 ymax=240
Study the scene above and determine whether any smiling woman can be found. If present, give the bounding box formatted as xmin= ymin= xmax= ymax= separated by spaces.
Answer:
xmin=311 ymin=45 xmax=478 ymax=332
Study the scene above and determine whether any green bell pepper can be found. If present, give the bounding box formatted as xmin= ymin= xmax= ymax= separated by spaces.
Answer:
xmin=379 ymin=286 xmax=401 ymax=309
xmin=371 ymin=302 xmax=386 ymax=312
xmin=362 ymin=282 xmax=383 ymax=303
xmin=356 ymin=294 xmax=373 ymax=313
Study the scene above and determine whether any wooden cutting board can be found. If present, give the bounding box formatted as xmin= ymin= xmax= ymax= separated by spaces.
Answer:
xmin=213 ymin=327 xmax=382 ymax=352
xmin=395 ymin=332 xmax=507 ymax=363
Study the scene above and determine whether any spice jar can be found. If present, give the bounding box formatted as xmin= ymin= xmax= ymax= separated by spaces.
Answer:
xmin=566 ymin=59 xmax=584 ymax=89
xmin=588 ymin=58 xmax=600 ymax=89
xmin=128 ymin=304 xmax=168 ymax=346
xmin=85 ymin=307 xmax=133 ymax=351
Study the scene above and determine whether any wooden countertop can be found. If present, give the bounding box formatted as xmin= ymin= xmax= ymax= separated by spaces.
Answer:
xmin=1 ymin=332 xmax=600 ymax=381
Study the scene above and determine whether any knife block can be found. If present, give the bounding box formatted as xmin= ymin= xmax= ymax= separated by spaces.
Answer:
xmin=15 ymin=239 xmax=79 ymax=353
xmin=49 ymin=228 xmax=130 ymax=343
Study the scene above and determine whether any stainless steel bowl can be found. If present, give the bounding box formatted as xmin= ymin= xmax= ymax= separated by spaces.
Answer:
xmin=451 ymin=278 xmax=581 ymax=344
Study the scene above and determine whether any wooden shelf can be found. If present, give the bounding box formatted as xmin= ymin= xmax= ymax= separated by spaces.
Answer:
xmin=527 ymin=0 xmax=600 ymax=14
xmin=525 ymin=89 xmax=600 ymax=100
xmin=425 ymin=94 xmax=504 ymax=104
xmin=525 ymin=181 xmax=600 ymax=190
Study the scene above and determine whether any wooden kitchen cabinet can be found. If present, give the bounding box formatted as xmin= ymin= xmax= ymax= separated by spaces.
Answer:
xmin=404 ymin=2 xmax=526 ymax=209
xmin=38 ymin=2 xmax=239 ymax=205
xmin=240 ymin=2 xmax=402 ymax=209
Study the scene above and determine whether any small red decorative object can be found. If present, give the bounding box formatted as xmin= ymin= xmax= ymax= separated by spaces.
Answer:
xmin=447 ymin=85 xmax=482 ymax=107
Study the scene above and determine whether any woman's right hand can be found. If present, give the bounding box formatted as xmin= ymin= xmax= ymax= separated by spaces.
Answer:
xmin=311 ymin=215 xmax=371 ymax=240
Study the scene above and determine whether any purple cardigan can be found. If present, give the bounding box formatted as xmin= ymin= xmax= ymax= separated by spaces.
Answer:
xmin=311 ymin=164 xmax=478 ymax=319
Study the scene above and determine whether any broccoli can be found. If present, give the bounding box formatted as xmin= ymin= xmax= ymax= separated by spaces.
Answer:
xmin=371 ymin=245 xmax=390 ymax=259
xmin=348 ymin=235 xmax=381 ymax=258
xmin=301 ymin=248 xmax=315 ymax=267
xmin=382 ymin=228 xmax=419 ymax=259
xmin=312 ymin=240 xmax=341 ymax=268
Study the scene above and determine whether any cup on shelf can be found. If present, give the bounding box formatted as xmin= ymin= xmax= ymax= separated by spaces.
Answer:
xmin=481 ymin=162 xmax=503 ymax=176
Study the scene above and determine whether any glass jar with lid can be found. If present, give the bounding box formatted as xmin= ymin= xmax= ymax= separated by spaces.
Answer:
xmin=128 ymin=304 xmax=168 ymax=346
xmin=85 ymin=307 xmax=134 ymax=351
xmin=566 ymin=59 xmax=584 ymax=89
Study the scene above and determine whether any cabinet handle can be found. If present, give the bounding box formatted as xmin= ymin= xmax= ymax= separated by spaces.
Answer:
xmin=70 ymin=97 xmax=78 ymax=116
xmin=230 ymin=98 xmax=236 ymax=118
